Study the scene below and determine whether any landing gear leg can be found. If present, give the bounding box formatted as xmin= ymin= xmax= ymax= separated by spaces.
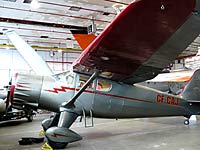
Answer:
xmin=184 ymin=115 xmax=191 ymax=125
xmin=45 ymin=109 xmax=82 ymax=149
xmin=26 ymin=109 xmax=34 ymax=122
xmin=45 ymin=71 xmax=99 ymax=149
xmin=27 ymin=115 xmax=33 ymax=122
xmin=41 ymin=113 xmax=60 ymax=131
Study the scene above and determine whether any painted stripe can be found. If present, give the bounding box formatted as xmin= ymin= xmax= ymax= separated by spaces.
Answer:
xmin=45 ymin=87 xmax=184 ymax=108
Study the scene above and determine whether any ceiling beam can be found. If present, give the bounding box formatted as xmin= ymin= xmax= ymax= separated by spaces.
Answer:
xmin=0 ymin=17 xmax=87 ymax=30
xmin=0 ymin=44 xmax=82 ymax=52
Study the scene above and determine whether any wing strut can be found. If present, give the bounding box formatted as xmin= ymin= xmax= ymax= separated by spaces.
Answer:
xmin=62 ymin=71 xmax=100 ymax=108
xmin=46 ymin=71 xmax=100 ymax=147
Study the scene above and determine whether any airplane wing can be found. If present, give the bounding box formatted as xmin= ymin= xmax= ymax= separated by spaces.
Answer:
xmin=73 ymin=0 xmax=200 ymax=85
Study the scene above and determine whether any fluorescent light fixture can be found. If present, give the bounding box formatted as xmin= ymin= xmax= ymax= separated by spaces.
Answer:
xmin=69 ymin=6 xmax=81 ymax=12
xmin=40 ymin=35 xmax=48 ymax=38
xmin=3 ymin=0 xmax=17 ymax=2
xmin=23 ymin=0 xmax=32 ymax=3
xmin=103 ymin=12 xmax=110 ymax=16
xmin=101 ymin=56 xmax=109 ymax=61
xmin=31 ymin=0 xmax=40 ymax=9
xmin=112 ymin=4 xmax=126 ymax=14
xmin=49 ymin=51 xmax=55 ymax=57
xmin=58 ymin=50 xmax=62 ymax=53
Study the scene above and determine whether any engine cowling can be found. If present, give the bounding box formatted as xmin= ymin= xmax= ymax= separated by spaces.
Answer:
xmin=11 ymin=74 xmax=43 ymax=110
xmin=11 ymin=73 xmax=70 ymax=112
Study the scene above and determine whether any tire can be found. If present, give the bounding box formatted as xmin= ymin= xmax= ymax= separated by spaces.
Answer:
xmin=184 ymin=120 xmax=189 ymax=125
xmin=48 ymin=139 xmax=68 ymax=149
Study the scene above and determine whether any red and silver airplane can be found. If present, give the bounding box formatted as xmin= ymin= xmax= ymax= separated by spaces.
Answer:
xmin=4 ymin=0 xmax=200 ymax=149
xmin=71 ymin=23 xmax=196 ymax=95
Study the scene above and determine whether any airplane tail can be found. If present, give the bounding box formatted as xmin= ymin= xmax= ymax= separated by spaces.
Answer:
xmin=180 ymin=69 xmax=200 ymax=101
xmin=71 ymin=29 xmax=96 ymax=50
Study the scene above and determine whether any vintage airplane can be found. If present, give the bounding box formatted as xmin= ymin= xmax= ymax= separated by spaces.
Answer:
xmin=4 ymin=0 xmax=200 ymax=149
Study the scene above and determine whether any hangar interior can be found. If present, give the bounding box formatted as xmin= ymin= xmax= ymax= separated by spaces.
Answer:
xmin=0 ymin=0 xmax=200 ymax=86
xmin=0 ymin=0 xmax=122 ymax=86
xmin=1 ymin=1 xmax=200 ymax=150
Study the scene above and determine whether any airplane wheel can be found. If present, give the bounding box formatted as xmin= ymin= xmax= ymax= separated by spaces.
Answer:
xmin=184 ymin=119 xmax=190 ymax=125
xmin=47 ymin=139 xmax=68 ymax=149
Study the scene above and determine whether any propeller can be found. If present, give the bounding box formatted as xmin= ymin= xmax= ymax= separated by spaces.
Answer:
xmin=4 ymin=75 xmax=17 ymax=115
xmin=4 ymin=79 xmax=12 ymax=114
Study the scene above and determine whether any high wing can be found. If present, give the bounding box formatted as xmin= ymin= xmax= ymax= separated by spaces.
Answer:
xmin=73 ymin=0 xmax=200 ymax=85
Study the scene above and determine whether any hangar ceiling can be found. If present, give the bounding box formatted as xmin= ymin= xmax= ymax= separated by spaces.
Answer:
xmin=0 ymin=0 xmax=129 ymax=51
xmin=0 ymin=0 xmax=199 ymax=59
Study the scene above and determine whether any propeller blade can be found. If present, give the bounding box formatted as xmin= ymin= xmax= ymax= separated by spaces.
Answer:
xmin=5 ymin=79 xmax=13 ymax=114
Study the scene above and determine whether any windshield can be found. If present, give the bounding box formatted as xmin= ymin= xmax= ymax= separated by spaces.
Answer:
xmin=96 ymin=79 xmax=111 ymax=91
xmin=66 ymin=73 xmax=74 ymax=85
xmin=56 ymin=71 xmax=74 ymax=85
xmin=78 ymin=75 xmax=94 ymax=89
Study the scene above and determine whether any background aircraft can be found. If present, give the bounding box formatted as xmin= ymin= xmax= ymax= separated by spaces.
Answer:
xmin=0 ymin=80 xmax=35 ymax=122
xmin=139 ymin=51 xmax=200 ymax=94
xmin=0 ymin=28 xmax=52 ymax=121
xmin=4 ymin=0 xmax=200 ymax=149
xmin=139 ymin=69 xmax=193 ymax=94
xmin=0 ymin=90 xmax=6 ymax=115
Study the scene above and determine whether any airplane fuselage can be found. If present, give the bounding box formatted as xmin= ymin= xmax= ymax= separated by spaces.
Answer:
xmin=12 ymin=72 xmax=198 ymax=119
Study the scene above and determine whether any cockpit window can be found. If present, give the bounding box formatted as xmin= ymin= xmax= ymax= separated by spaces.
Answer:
xmin=96 ymin=80 xmax=111 ymax=91
xmin=65 ymin=73 xmax=74 ymax=85
xmin=78 ymin=76 xmax=94 ymax=88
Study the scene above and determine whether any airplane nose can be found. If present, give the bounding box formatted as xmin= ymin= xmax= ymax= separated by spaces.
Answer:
xmin=11 ymin=73 xmax=43 ymax=110
xmin=5 ymin=73 xmax=18 ymax=104
xmin=3 ymin=73 xmax=18 ymax=112
xmin=9 ymin=85 xmax=15 ymax=104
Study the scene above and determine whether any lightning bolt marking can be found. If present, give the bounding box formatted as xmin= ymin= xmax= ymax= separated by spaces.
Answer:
xmin=45 ymin=86 xmax=73 ymax=93
xmin=51 ymin=133 xmax=71 ymax=138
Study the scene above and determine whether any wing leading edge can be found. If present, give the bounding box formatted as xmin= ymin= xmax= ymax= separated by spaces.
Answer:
xmin=73 ymin=0 xmax=200 ymax=84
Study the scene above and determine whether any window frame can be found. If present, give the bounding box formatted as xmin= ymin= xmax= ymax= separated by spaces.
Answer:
xmin=96 ymin=79 xmax=112 ymax=92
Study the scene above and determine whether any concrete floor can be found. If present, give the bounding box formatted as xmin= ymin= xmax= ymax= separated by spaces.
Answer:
xmin=0 ymin=114 xmax=200 ymax=150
